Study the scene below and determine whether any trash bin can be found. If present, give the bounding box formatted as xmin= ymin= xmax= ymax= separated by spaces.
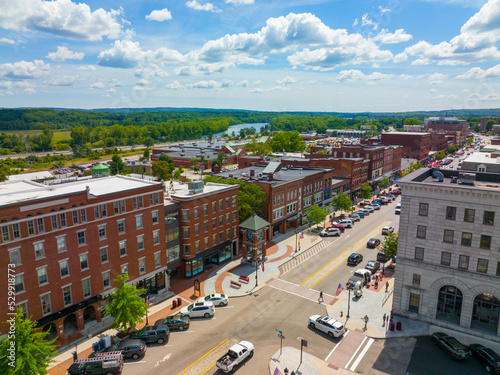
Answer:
xmin=389 ymin=322 xmax=395 ymax=331
xmin=177 ymin=297 xmax=182 ymax=306
xmin=98 ymin=339 xmax=105 ymax=350
xmin=172 ymin=299 xmax=177 ymax=308
xmin=396 ymin=321 xmax=402 ymax=331
xmin=92 ymin=342 xmax=99 ymax=353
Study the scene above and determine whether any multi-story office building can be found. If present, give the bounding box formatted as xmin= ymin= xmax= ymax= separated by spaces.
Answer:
xmin=393 ymin=168 xmax=500 ymax=340
xmin=163 ymin=180 xmax=240 ymax=278
xmin=0 ymin=176 xmax=165 ymax=346
xmin=381 ymin=132 xmax=431 ymax=162
xmin=424 ymin=117 xmax=469 ymax=146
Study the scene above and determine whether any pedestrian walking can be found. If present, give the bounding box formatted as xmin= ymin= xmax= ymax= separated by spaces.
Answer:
xmin=383 ymin=313 xmax=387 ymax=326
xmin=374 ymin=279 xmax=379 ymax=289
xmin=319 ymin=291 xmax=324 ymax=303
xmin=363 ymin=315 xmax=369 ymax=330
xmin=385 ymin=281 xmax=389 ymax=292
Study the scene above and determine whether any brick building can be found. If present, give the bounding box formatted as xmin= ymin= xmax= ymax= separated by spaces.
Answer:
xmin=1 ymin=176 xmax=165 ymax=346
xmin=381 ymin=132 xmax=431 ymax=162
xmin=480 ymin=116 xmax=500 ymax=131
xmin=424 ymin=117 xmax=469 ymax=146
xmin=163 ymin=180 xmax=240 ymax=278
xmin=428 ymin=132 xmax=449 ymax=152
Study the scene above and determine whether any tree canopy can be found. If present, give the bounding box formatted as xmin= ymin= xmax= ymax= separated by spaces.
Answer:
xmin=268 ymin=131 xmax=305 ymax=153
xmin=360 ymin=183 xmax=373 ymax=199
xmin=381 ymin=232 xmax=398 ymax=258
xmin=331 ymin=193 xmax=352 ymax=214
xmin=377 ymin=176 xmax=391 ymax=190
xmin=109 ymin=154 xmax=125 ymax=175
xmin=304 ymin=204 xmax=328 ymax=228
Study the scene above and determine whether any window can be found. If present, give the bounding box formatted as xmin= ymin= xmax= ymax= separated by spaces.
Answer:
xmin=119 ymin=241 xmax=127 ymax=257
xmin=139 ymin=258 xmax=146 ymax=274
xmin=441 ymin=252 xmax=451 ymax=266
xmin=232 ymin=195 xmax=237 ymax=206
xmin=212 ymin=202 xmax=216 ymax=213
xmin=412 ymin=274 xmax=421 ymax=285
xmin=195 ymin=241 xmax=200 ymax=253
xmin=477 ymin=258 xmax=489 ymax=273
xmin=416 ymin=225 xmax=426 ymax=239
xmin=53 ymin=235 xmax=65 ymax=253
xmin=114 ymin=201 xmax=120 ymax=214
xmin=155 ymin=252 xmax=161 ymax=268
xmin=483 ymin=211 xmax=495 ymax=225
xmin=226 ymin=228 xmax=230 ymax=240
xmin=51 ymin=215 xmax=58 ymax=230
xmin=62 ymin=285 xmax=72 ymax=306
xmin=100 ymin=247 xmax=109 ymax=263
xmin=121 ymin=264 xmax=128 ymax=275
xmin=9 ymin=248 xmax=21 ymax=266
xmin=414 ymin=247 xmax=424 ymax=261
xmin=182 ymin=209 xmax=189 ymax=221
xmin=166 ymin=245 xmax=180 ymax=263
xmin=60 ymin=213 xmax=66 ymax=227
xmin=458 ymin=255 xmax=470 ymax=270
xmin=464 ymin=209 xmax=475 ymax=223
xmin=37 ymin=218 xmax=44 ymax=233
xmin=137 ymin=235 xmax=145 ymax=251
xmin=436 ymin=285 xmax=463 ymax=324
xmin=203 ymin=204 xmax=208 ymax=216
xmin=193 ymin=223 xmax=199 ymax=236
xmin=37 ymin=267 xmax=48 ymax=286
xmin=194 ymin=206 xmax=199 ymax=219
xmin=409 ymin=293 xmax=420 ymax=313
xmin=94 ymin=206 xmax=100 ymax=219
xmin=446 ymin=206 xmax=456 ymax=220
xmin=34 ymin=242 xmax=45 ymax=259
xmin=60 ymin=260 xmax=69 ymax=277
xmin=77 ymin=231 xmax=86 ymax=245
xmin=418 ymin=203 xmax=428 ymax=216
xmin=80 ymin=208 xmax=87 ymax=222
xmin=219 ymin=232 xmax=224 ymax=242
xmin=2 ymin=226 xmax=10 ymax=242
xmin=232 ymin=211 xmax=237 ymax=222
xmin=133 ymin=197 xmax=138 ymax=210
xmin=98 ymin=225 xmax=107 ymax=240
xmin=27 ymin=220 xmax=35 ymax=235
xmin=165 ymin=227 xmax=179 ymax=241
xmin=204 ymin=237 xmax=209 ymax=250
xmin=12 ymin=223 xmax=20 ymax=239
xmin=80 ymin=253 xmax=89 ymax=270
xmin=226 ymin=197 xmax=230 ymax=209
xmin=82 ymin=278 xmax=91 ymax=298
xmin=213 ymin=233 xmax=217 ymax=246
xmin=15 ymin=274 xmax=25 ymax=293
xmin=154 ymin=192 xmax=160 ymax=204
xmin=204 ymin=221 xmax=208 ymax=232
xmin=184 ymin=244 xmax=190 ymax=256
xmin=102 ymin=271 xmax=111 ymax=288
xmin=219 ymin=199 xmax=223 ymax=211
xmin=497 ymin=262 xmax=500 ymax=277
xmin=480 ymin=235 xmax=492 ymax=249
xmin=183 ymin=227 xmax=190 ymax=239
xmin=152 ymin=211 xmax=158 ymax=224
xmin=461 ymin=232 xmax=472 ymax=246
xmin=219 ymin=215 xmax=223 ymax=227
xmin=226 ymin=213 xmax=230 ymax=225
xmin=153 ymin=230 xmax=160 ymax=245
xmin=17 ymin=301 xmax=28 ymax=319
xmin=121 ymin=199 xmax=126 ymax=212
xmin=101 ymin=204 xmax=107 ymax=217
xmin=232 ymin=227 xmax=237 ymax=238
xmin=443 ymin=229 xmax=454 ymax=243
xmin=72 ymin=210 xmax=79 ymax=225
xmin=117 ymin=219 xmax=125 ymax=234
xmin=138 ymin=196 xmax=144 ymax=208
xmin=136 ymin=215 xmax=143 ymax=229
xmin=41 ymin=293 xmax=52 ymax=315
xmin=212 ymin=218 xmax=216 ymax=229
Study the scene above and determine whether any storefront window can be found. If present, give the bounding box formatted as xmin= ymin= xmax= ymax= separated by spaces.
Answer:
xmin=219 ymin=245 xmax=231 ymax=262
xmin=166 ymin=227 xmax=179 ymax=242
xmin=167 ymin=245 xmax=180 ymax=263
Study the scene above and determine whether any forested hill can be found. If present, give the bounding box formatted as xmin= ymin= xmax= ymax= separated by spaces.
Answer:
xmin=0 ymin=107 xmax=499 ymax=131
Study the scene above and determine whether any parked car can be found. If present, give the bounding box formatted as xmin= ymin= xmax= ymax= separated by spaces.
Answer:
xmin=308 ymin=315 xmax=346 ymax=338
xmin=180 ymin=301 xmax=215 ymax=318
xmin=360 ymin=208 xmax=371 ymax=216
xmin=197 ymin=293 xmax=228 ymax=307
xmin=336 ymin=219 xmax=353 ymax=228
xmin=373 ymin=198 xmax=387 ymax=205
xmin=347 ymin=253 xmax=363 ymax=266
xmin=377 ymin=251 xmax=389 ymax=262
xmin=382 ymin=226 xmax=395 ymax=235
xmin=431 ymin=332 xmax=469 ymax=360
xmin=129 ymin=325 xmax=169 ymax=345
xmin=468 ymin=343 xmax=500 ymax=373
xmin=154 ymin=315 xmax=190 ymax=331
xmin=68 ymin=354 xmax=124 ymax=375
xmin=371 ymin=200 xmax=382 ymax=206
xmin=367 ymin=238 xmax=381 ymax=248
xmin=347 ymin=268 xmax=371 ymax=287
xmin=113 ymin=339 xmax=147 ymax=360
xmin=365 ymin=260 xmax=381 ymax=274
xmin=395 ymin=205 xmax=401 ymax=215
xmin=354 ymin=211 xmax=365 ymax=218
xmin=348 ymin=213 xmax=361 ymax=222
xmin=363 ymin=205 xmax=375 ymax=213
xmin=320 ymin=227 xmax=341 ymax=237
xmin=330 ymin=224 xmax=345 ymax=233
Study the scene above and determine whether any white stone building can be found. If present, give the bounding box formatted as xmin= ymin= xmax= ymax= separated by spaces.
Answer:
xmin=393 ymin=168 xmax=500 ymax=342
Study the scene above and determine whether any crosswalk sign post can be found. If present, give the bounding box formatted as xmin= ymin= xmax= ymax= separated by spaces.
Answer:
xmin=300 ymin=339 xmax=307 ymax=366
xmin=276 ymin=329 xmax=284 ymax=355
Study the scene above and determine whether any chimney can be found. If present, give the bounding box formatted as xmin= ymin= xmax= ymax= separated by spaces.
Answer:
xmin=268 ymin=172 xmax=274 ymax=181
xmin=250 ymin=169 xmax=255 ymax=176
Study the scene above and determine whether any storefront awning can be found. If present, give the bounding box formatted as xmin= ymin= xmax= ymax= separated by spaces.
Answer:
xmin=323 ymin=197 xmax=333 ymax=205
xmin=286 ymin=214 xmax=301 ymax=221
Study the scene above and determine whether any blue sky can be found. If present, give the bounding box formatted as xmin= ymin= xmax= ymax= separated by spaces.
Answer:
xmin=1 ymin=0 xmax=499 ymax=112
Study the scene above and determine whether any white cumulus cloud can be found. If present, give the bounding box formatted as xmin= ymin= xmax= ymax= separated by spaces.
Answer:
xmin=146 ymin=8 xmax=172 ymax=22
xmin=46 ymin=46 xmax=84 ymax=62
xmin=371 ymin=29 xmax=413 ymax=44
xmin=336 ymin=69 xmax=393 ymax=82
xmin=186 ymin=1 xmax=220 ymax=13
xmin=457 ymin=64 xmax=500 ymax=79
xmin=276 ymin=76 xmax=296 ymax=85
xmin=0 ymin=38 xmax=15 ymax=44
xmin=0 ymin=59 xmax=50 ymax=79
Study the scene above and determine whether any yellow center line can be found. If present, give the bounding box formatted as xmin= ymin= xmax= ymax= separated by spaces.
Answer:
xmin=300 ymin=221 xmax=391 ymax=287
xmin=199 ymin=364 xmax=217 ymax=375
xmin=177 ymin=338 xmax=228 ymax=375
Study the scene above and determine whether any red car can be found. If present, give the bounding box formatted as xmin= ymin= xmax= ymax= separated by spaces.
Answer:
xmin=330 ymin=224 xmax=345 ymax=233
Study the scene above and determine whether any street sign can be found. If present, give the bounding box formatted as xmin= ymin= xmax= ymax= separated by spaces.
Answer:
xmin=301 ymin=339 xmax=308 ymax=347
xmin=278 ymin=334 xmax=285 ymax=339
xmin=275 ymin=329 xmax=282 ymax=335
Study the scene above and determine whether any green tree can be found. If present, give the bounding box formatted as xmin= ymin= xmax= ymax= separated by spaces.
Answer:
xmin=485 ymin=119 xmax=495 ymax=132
xmin=360 ymin=183 xmax=373 ymax=199
xmin=208 ymin=132 xmax=213 ymax=141
xmin=466 ymin=137 xmax=474 ymax=145
xmin=447 ymin=144 xmax=459 ymax=153
xmin=105 ymin=273 xmax=147 ymax=332
xmin=152 ymin=160 xmax=174 ymax=181
xmin=403 ymin=118 xmax=422 ymax=125
xmin=0 ymin=307 xmax=58 ymax=375
xmin=331 ymin=193 xmax=352 ymax=215
xmin=109 ymin=154 xmax=125 ymax=175
xmin=174 ymin=167 xmax=183 ymax=180
xmin=143 ymin=148 xmax=150 ymax=160
xmin=377 ymin=176 xmax=391 ymax=190
xmin=304 ymin=204 xmax=328 ymax=228
xmin=434 ymin=151 xmax=446 ymax=160
xmin=143 ymin=137 xmax=155 ymax=148
xmin=244 ymin=138 xmax=272 ymax=157
xmin=0 ymin=164 xmax=10 ymax=182
xmin=269 ymin=131 xmax=305 ymax=153
xmin=211 ymin=159 xmax=222 ymax=172
xmin=381 ymin=232 xmax=398 ymax=258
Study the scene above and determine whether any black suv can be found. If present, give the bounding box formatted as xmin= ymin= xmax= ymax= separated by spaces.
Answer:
xmin=468 ymin=343 xmax=500 ymax=373
xmin=431 ymin=332 xmax=469 ymax=360
xmin=68 ymin=354 xmax=123 ymax=375
xmin=347 ymin=253 xmax=363 ymax=266
xmin=129 ymin=324 xmax=169 ymax=344
xmin=115 ymin=339 xmax=147 ymax=360
xmin=377 ymin=251 xmax=388 ymax=262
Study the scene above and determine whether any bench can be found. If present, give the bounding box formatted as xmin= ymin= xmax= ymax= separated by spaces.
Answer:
xmin=238 ymin=275 xmax=250 ymax=283
xmin=230 ymin=280 xmax=241 ymax=288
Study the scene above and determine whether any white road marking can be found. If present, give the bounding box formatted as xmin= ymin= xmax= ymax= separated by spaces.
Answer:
xmin=345 ymin=336 xmax=367 ymax=369
xmin=325 ymin=330 xmax=349 ymax=361
xmin=349 ymin=338 xmax=374 ymax=372
xmin=126 ymin=360 xmax=147 ymax=364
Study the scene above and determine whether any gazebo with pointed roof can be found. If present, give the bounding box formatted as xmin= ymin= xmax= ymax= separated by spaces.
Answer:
xmin=239 ymin=214 xmax=270 ymax=263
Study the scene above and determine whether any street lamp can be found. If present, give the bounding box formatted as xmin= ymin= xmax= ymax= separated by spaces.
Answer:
xmin=254 ymin=250 xmax=261 ymax=288
xmin=346 ymin=284 xmax=353 ymax=319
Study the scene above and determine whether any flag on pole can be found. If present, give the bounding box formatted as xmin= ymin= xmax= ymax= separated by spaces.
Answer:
xmin=336 ymin=283 xmax=344 ymax=296
xmin=261 ymin=260 xmax=265 ymax=272
xmin=299 ymin=232 xmax=304 ymax=239
xmin=274 ymin=368 xmax=283 ymax=375
xmin=146 ymin=293 xmax=151 ymax=306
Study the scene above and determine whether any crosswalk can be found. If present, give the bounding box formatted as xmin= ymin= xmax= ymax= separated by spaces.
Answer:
xmin=278 ymin=240 xmax=330 ymax=275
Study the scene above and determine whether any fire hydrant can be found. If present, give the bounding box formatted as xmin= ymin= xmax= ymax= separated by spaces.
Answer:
xmin=340 ymin=311 xmax=343 ymax=317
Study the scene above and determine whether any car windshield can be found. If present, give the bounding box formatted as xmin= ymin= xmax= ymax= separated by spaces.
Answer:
xmin=187 ymin=304 xmax=194 ymax=311
xmin=484 ymin=348 xmax=500 ymax=361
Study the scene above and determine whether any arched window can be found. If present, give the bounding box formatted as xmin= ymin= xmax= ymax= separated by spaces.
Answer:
xmin=471 ymin=293 xmax=500 ymax=334
xmin=436 ymin=285 xmax=463 ymax=324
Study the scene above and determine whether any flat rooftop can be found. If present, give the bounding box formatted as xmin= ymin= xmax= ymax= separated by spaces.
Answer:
xmin=0 ymin=176 xmax=162 ymax=207
xmin=383 ymin=132 xmax=431 ymax=136
xmin=165 ymin=181 xmax=238 ymax=201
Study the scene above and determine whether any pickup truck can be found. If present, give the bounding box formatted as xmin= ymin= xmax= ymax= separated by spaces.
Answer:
xmin=216 ymin=341 xmax=254 ymax=373
xmin=346 ymin=269 xmax=371 ymax=288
